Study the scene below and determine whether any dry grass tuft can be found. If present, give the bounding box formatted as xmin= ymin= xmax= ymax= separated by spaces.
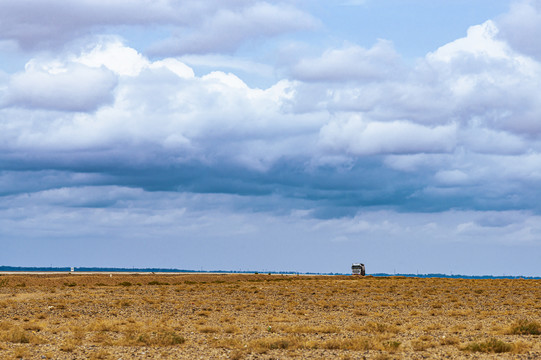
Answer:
xmin=12 ymin=346 xmax=31 ymax=359
xmin=462 ymin=338 xmax=514 ymax=353
xmin=2 ymin=327 xmax=43 ymax=344
xmin=284 ymin=325 xmax=340 ymax=334
xmin=89 ymin=349 xmax=113 ymax=360
xmin=60 ymin=338 xmax=81 ymax=352
xmin=126 ymin=330 xmax=186 ymax=346
xmin=508 ymin=319 xmax=541 ymax=335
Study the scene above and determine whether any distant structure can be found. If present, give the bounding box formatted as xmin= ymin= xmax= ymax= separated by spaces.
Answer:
xmin=70 ymin=267 xmax=74 ymax=273
xmin=352 ymin=263 xmax=365 ymax=276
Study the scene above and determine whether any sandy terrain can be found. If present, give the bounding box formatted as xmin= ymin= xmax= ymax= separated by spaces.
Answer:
xmin=0 ymin=273 xmax=540 ymax=359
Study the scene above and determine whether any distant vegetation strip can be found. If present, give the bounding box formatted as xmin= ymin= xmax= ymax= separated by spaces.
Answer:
xmin=0 ymin=266 xmax=539 ymax=279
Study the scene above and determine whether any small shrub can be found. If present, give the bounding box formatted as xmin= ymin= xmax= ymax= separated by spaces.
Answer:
xmin=364 ymin=321 xmax=398 ymax=333
xmin=463 ymin=338 xmax=513 ymax=353
xmin=148 ymin=281 xmax=169 ymax=286
xmin=60 ymin=338 xmax=80 ymax=352
xmin=322 ymin=339 xmax=343 ymax=350
xmin=118 ymin=282 xmax=132 ymax=287
xmin=129 ymin=330 xmax=185 ymax=346
xmin=385 ymin=340 xmax=401 ymax=351
xmin=89 ymin=320 xmax=119 ymax=332
xmin=155 ymin=331 xmax=185 ymax=346
xmin=89 ymin=349 xmax=112 ymax=360
xmin=251 ymin=337 xmax=291 ymax=351
xmin=23 ymin=321 xmax=43 ymax=331
xmin=509 ymin=319 xmax=541 ymax=335
xmin=411 ymin=339 xmax=436 ymax=351
xmin=5 ymin=327 xmax=30 ymax=343
xmin=199 ymin=326 xmax=219 ymax=333
xmin=439 ymin=336 xmax=459 ymax=345
xmin=223 ymin=325 xmax=240 ymax=334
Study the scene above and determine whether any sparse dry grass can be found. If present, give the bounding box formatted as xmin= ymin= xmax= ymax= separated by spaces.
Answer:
xmin=0 ymin=273 xmax=539 ymax=359
xmin=508 ymin=319 xmax=541 ymax=335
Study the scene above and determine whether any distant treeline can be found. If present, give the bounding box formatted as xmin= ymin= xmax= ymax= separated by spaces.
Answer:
xmin=0 ymin=266 xmax=539 ymax=279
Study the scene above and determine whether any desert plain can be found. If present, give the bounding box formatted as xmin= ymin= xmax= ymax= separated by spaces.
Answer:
xmin=0 ymin=273 xmax=540 ymax=359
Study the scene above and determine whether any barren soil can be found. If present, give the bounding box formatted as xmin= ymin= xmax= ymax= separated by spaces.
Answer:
xmin=0 ymin=273 xmax=540 ymax=359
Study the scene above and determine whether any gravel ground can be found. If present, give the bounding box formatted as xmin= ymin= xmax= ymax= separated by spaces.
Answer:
xmin=0 ymin=273 xmax=540 ymax=359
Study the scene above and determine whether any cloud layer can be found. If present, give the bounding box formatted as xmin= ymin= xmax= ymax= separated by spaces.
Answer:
xmin=0 ymin=0 xmax=317 ymax=53
xmin=2 ymin=17 xmax=541 ymax=213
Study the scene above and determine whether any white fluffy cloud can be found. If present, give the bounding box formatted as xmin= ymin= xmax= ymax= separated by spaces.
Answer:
xmin=319 ymin=115 xmax=457 ymax=155
xmin=2 ymin=62 xmax=117 ymax=112
xmin=1 ymin=40 xmax=317 ymax=171
xmin=423 ymin=20 xmax=541 ymax=135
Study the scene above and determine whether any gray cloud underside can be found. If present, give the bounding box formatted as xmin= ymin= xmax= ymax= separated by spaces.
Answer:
xmin=2 ymin=149 xmax=541 ymax=218
xmin=0 ymin=0 xmax=318 ymax=53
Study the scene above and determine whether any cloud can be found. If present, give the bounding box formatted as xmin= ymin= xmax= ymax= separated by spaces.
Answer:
xmin=319 ymin=115 xmax=457 ymax=156
xmin=178 ymin=54 xmax=274 ymax=78
xmin=423 ymin=20 xmax=541 ymax=135
xmin=0 ymin=0 xmax=181 ymax=50
xmin=291 ymin=40 xmax=400 ymax=82
xmin=0 ymin=0 xmax=317 ymax=54
xmin=2 ymin=16 xmax=541 ymax=221
xmin=148 ymin=2 xmax=319 ymax=55
xmin=434 ymin=170 xmax=470 ymax=186
xmin=1 ymin=188 xmax=539 ymax=274
xmin=497 ymin=0 xmax=541 ymax=60
xmin=2 ymin=61 xmax=117 ymax=112
xmin=75 ymin=39 xmax=150 ymax=76
xmin=427 ymin=21 xmax=506 ymax=61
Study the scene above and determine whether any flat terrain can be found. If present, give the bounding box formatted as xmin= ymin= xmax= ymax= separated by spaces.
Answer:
xmin=0 ymin=273 xmax=540 ymax=359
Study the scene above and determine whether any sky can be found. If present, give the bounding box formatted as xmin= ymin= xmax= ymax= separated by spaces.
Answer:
xmin=1 ymin=0 xmax=540 ymax=276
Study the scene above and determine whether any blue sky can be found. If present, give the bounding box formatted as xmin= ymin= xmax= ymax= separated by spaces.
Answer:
xmin=1 ymin=0 xmax=540 ymax=276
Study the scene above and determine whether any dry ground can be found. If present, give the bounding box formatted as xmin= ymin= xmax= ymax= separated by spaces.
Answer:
xmin=0 ymin=273 xmax=540 ymax=359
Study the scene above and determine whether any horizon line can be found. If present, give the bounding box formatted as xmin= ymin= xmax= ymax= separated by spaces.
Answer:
xmin=1 ymin=266 xmax=539 ymax=280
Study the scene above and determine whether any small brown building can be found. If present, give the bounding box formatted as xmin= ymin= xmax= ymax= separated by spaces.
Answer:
xmin=352 ymin=263 xmax=365 ymax=276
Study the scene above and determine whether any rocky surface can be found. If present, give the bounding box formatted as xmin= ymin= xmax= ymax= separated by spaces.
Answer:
xmin=0 ymin=273 xmax=540 ymax=359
